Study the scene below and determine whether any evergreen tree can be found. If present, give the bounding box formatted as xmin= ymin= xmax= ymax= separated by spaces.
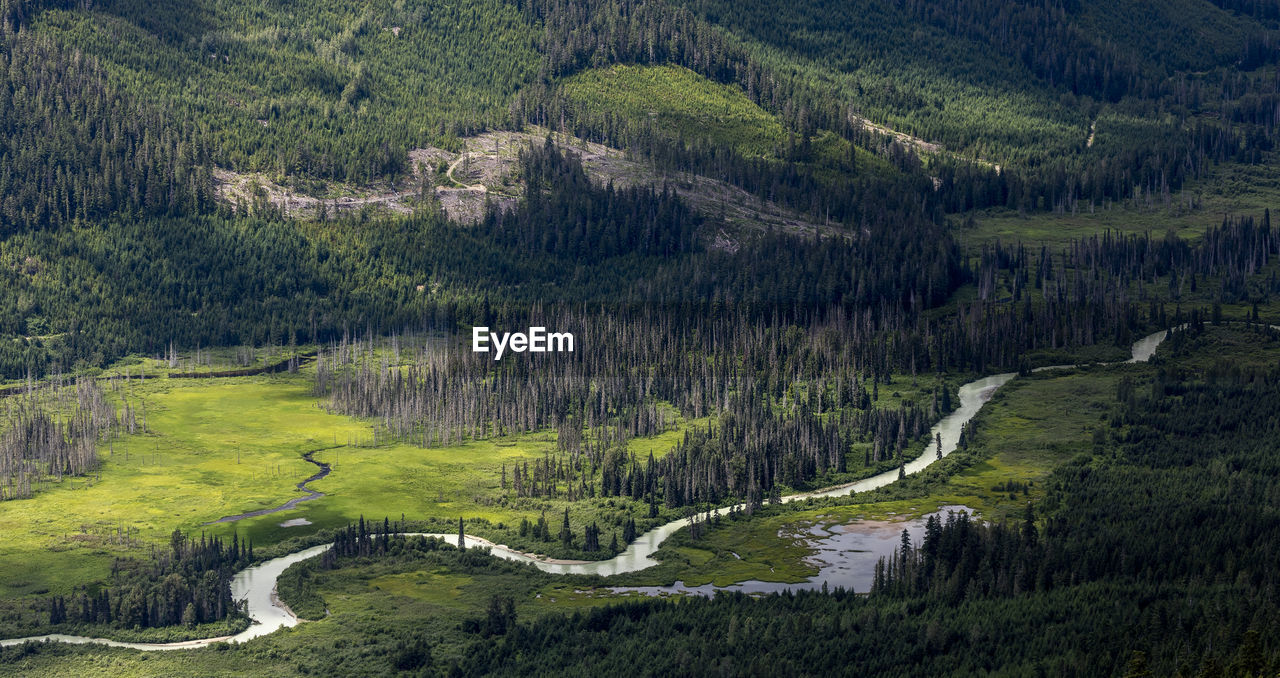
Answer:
xmin=559 ymin=509 xmax=572 ymax=548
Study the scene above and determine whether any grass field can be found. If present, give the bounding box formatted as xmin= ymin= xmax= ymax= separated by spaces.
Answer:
xmin=963 ymin=159 xmax=1280 ymax=252
xmin=0 ymin=375 xmax=358 ymax=598
xmin=560 ymin=64 xmax=789 ymax=158
xmin=0 ymin=365 xmax=718 ymax=602
xmin=558 ymin=64 xmax=891 ymax=178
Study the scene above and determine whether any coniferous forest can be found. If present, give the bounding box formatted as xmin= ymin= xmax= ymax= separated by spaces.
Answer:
xmin=451 ymin=325 xmax=1280 ymax=677
xmin=2 ymin=0 xmax=1280 ymax=675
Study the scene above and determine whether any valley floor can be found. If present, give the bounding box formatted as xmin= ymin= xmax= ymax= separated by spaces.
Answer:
xmin=5 ymin=325 xmax=1252 ymax=674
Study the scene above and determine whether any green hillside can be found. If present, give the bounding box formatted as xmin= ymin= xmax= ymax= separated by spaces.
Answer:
xmin=674 ymin=0 xmax=1263 ymax=161
xmin=560 ymin=64 xmax=788 ymax=158
xmin=29 ymin=0 xmax=541 ymax=181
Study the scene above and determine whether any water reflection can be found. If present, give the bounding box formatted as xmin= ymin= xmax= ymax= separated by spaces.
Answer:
xmin=609 ymin=506 xmax=974 ymax=597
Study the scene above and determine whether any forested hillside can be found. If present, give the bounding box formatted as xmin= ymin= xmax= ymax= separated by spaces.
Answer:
xmin=2 ymin=0 xmax=1279 ymax=377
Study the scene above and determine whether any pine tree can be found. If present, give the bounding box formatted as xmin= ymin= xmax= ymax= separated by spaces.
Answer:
xmin=1122 ymin=651 xmax=1154 ymax=678
xmin=559 ymin=508 xmax=573 ymax=548
xmin=1021 ymin=502 xmax=1038 ymax=549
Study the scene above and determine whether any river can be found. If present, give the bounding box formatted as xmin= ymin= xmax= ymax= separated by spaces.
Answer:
xmin=0 ymin=329 xmax=1172 ymax=651
xmin=609 ymin=505 xmax=976 ymax=597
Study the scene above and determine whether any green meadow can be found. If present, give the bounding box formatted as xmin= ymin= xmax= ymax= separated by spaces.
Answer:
xmin=558 ymin=63 xmax=891 ymax=178
xmin=0 ymin=374 xmax=360 ymax=597
xmin=963 ymin=158 xmax=1280 ymax=252
xmin=0 ymin=367 xmax=714 ymax=600
xmin=560 ymin=64 xmax=789 ymax=158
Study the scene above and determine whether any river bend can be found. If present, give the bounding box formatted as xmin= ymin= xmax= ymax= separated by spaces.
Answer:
xmin=0 ymin=329 xmax=1171 ymax=651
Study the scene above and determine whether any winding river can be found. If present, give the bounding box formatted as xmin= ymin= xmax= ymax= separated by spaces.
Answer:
xmin=0 ymin=329 xmax=1171 ymax=651
xmin=203 ymin=452 xmax=331 ymax=525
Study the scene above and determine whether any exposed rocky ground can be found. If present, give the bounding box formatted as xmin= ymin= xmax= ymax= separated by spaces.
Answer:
xmin=214 ymin=127 xmax=839 ymax=246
